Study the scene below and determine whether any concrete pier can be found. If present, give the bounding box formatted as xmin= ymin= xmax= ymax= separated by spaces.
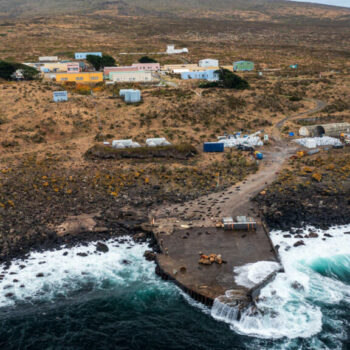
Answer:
xmin=152 ymin=221 xmax=278 ymax=306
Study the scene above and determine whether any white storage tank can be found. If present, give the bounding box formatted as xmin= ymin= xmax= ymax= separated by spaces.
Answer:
xmin=124 ymin=90 xmax=141 ymax=103
xmin=119 ymin=89 xmax=129 ymax=97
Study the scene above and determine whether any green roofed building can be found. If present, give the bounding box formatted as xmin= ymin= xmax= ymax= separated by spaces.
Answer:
xmin=233 ymin=61 xmax=254 ymax=72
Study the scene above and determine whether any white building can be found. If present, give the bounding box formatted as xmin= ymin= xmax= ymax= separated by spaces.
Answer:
xmin=199 ymin=58 xmax=219 ymax=68
xmin=162 ymin=64 xmax=199 ymax=73
xmin=109 ymin=71 xmax=155 ymax=83
xmin=166 ymin=45 xmax=189 ymax=54
xmin=39 ymin=56 xmax=59 ymax=62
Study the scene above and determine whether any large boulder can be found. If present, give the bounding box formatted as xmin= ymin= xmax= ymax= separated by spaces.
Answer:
xmin=96 ymin=242 xmax=109 ymax=253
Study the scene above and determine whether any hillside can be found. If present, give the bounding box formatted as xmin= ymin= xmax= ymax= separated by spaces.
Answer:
xmin=0 ymin=0 xmax=350 ymax=20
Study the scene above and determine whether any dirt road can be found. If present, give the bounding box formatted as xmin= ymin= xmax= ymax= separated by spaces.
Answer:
xmin=153 ymin=98 xmax=327 ymax=231
xmin=276 ymin=98 xmax=327 ymax=130
xmin=150 ymin=97 xmax=328 ymax=304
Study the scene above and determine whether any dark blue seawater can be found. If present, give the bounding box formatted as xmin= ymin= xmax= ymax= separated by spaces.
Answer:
xmin=0 ymin=229 xmax=349 ymax=350
xmin=0 ymin=284 xmax=253 ymax=350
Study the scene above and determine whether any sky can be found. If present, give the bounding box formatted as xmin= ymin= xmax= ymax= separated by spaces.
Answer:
xmin=291 ymin=0 xmax=350 ymax=7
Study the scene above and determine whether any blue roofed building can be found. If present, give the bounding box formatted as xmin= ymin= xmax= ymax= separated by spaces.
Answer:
xmin=180 ymin=69 xmax=219 ymax=81
xmin=75 ymin=52 xmax=102 ymax=60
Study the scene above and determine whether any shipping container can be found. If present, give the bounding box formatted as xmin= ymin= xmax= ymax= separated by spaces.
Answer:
xmin=203 ymin=142 xmax=224 ymax=152
xmin=224 ymin=216 xmax=257 ymax=231
xmin=224 ymin=222 xmax=257 ymax=231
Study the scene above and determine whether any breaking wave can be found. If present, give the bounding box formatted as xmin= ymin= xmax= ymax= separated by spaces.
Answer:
xmin=234 ymin=261 xmax=281 ymax=289
xmin=211 ymin=224 xmax=350 ymax=348
xmin=0 ymin=227 xmax=350 ymax=349
xmin=0 ymin=237 xmax=168 ymax=308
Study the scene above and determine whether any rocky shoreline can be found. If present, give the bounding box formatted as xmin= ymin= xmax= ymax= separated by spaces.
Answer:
xmin=0 ymin=156 xmax=259 ymax=262
xmin=0 ymin=206 xmax=157 ymax=267
xmin=2 ymin=179 xmax=350 ymax=264
xmin=1 ymin=147 xmax=350 ymax=266
xmin=255 ymin=181 xmax=350 ymax=232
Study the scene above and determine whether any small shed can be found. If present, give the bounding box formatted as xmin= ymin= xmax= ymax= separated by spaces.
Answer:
xmin=53 ymin=91 xmax=68 ymax=102
xmin=233 ymin=61 xmax=254 ymax=72
xmin=119 ymin=89 xmax=141 ymax=103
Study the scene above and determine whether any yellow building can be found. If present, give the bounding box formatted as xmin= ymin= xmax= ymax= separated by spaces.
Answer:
xmin=55 ymin=72 xmax=103 ymax=83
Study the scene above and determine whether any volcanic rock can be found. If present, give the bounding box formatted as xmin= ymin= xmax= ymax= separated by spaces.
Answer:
xmin=293 ymin=240 xmax=305 ymax=247
xmin=144 ymin=250 xmax=156 ymax=261
xmin=77 ymin=252 xmax=88 ymax=257
xmin=96 ymin=242 xmax=109 ymax=253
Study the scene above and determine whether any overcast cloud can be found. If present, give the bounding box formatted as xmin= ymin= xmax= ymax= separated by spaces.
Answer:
xmin=291 ymin=0 xmax=350 ymax=8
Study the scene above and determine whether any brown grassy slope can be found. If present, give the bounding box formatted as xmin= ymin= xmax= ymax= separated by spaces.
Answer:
xmin=0 ymin=76 xmax=315 ymax=166
xmin=1 ymin=0 xmax=349 ymax=19
xmin=0 ymin=11 xmax=349 ymax=70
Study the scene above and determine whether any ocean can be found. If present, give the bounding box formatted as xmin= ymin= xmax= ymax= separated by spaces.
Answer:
xmin=0 ymin=226 xmax=349 ymax=349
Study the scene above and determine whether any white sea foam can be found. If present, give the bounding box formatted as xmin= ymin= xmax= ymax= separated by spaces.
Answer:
xmin=211 ymin=224 xmax=350 ymax=343
xmin=0 ymin=237 xmax=161 ymax=308
xmin=234 ymin=261 xmax=281 ymax=288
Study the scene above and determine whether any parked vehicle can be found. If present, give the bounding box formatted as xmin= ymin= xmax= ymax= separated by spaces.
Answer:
xmin=237 ymin=145 xmax=254 ymax=152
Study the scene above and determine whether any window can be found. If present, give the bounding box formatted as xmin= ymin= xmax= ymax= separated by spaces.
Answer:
xmin=76 ymin=77 xmax=83 ymax=81
xmin=91 ymin=77 xmax=99 ymax=80
xmin=60 ymin=78 xmax=68 ymax=81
